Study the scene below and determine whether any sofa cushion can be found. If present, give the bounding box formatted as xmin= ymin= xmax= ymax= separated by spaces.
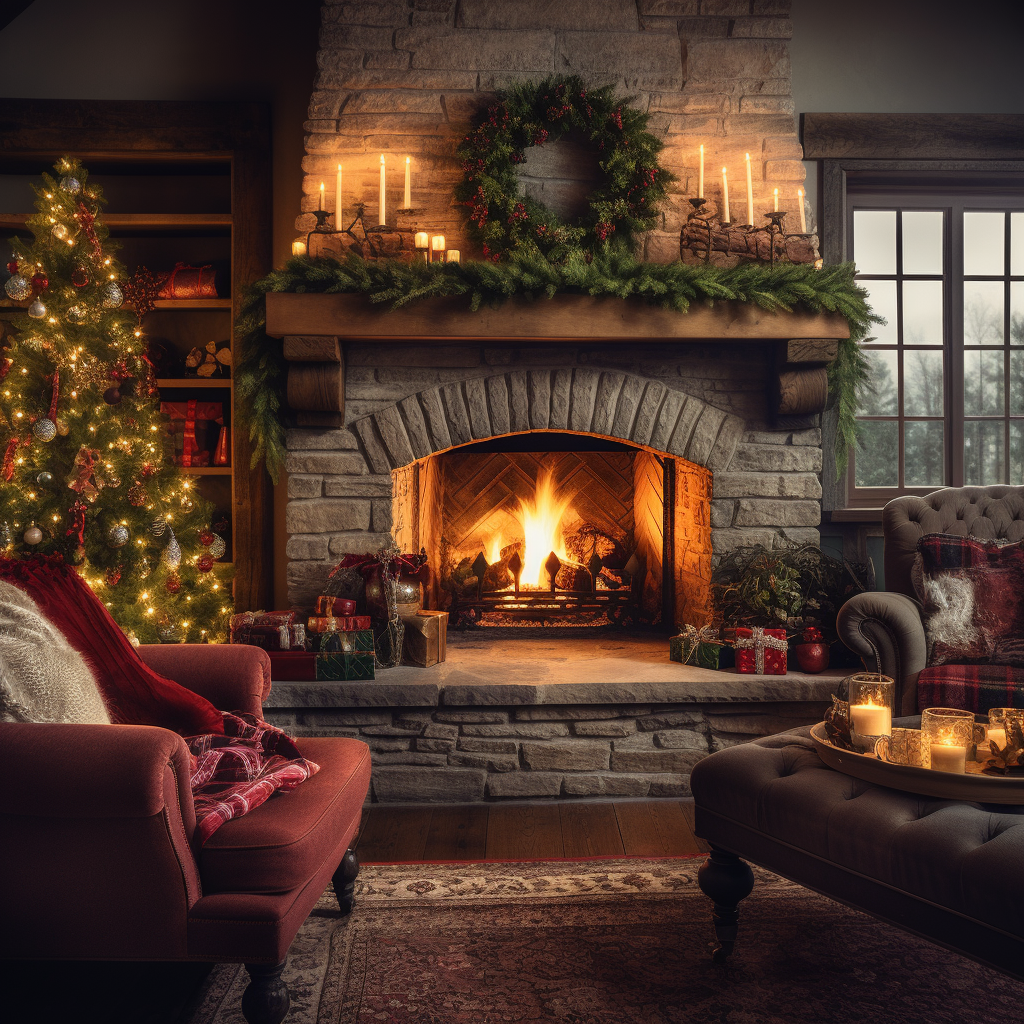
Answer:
xmin=690 ymin=729 xmax=1024 ymax=937
xmin=916 ymin=663 xmax=1024 ymax=714
xmin=916 ymin=534 xmax=1024 ymax=667
xmin=198 ymin=737 xmax=371 ymax=895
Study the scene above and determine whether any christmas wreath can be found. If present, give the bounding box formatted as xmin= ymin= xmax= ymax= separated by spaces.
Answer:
xmin=455 ymin=75 xmax=673 ymax=263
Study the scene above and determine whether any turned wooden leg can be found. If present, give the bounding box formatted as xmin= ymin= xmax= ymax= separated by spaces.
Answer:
xmin=332 ymin=846 xmax=360 ymax=915
xmin=241 ymin=960 xmax=289 ymax=1024
xmin=696 ymin=847 xmax=755 ymax=963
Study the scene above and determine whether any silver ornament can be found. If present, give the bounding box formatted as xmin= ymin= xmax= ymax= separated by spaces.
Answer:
xmin=67 ymin=305 xmax=86 ymax=323
xmin=5 ymin=274 xmax=31 ymax=301
xmin=52 ymin=223 xmax=68 ymax=241
xmin=209 ymin=535 xmax=227 ymax=559
xmin=123 ymin=628 xmax=141 ymax=648
xmin=162 ymin=530 xmax=181 ymax=568
xmin=107 ymin=475 xmax=121 ymax=489
xmin=60 ymin=175 xmax=81 ymax=195
xmin=101 ymin=282 xmax=123 ymax=309
xmin=27 ymin=298 xmax=46 ymax=319
xmin=150 ymin=516 xmax=167 ymax=537
xmin=158 ymin=623 xmax=184 ymax=644
xmin=23 ymin=525 xmax=43 ymax=545
xmin=107 ymin=523 xmax=130 ymax=548
xmin=32 ymin=418 xmax=57 ymax=442
xmin=36 ymin=471 xmax=53 ymax=486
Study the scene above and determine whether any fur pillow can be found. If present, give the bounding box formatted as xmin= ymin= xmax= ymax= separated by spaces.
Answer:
xmin=916 ymin=534 xmax=1024 ymax=667
xmin=0 ymin=580 xmax=110 ymax=725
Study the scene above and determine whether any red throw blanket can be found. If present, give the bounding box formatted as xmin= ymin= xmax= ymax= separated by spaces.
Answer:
xmin=188 ymin=712 xmax=320 ymax=844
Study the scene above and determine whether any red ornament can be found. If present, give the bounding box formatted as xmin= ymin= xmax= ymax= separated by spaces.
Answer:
xmin=128 ymin=483 xmax=147 ymax=507
xmin=165 ymin=574 xmax=181 ymax=594
xmin=199 ymin=529 xmax=214 ymax=546
xmin=31 ymin=273 xmax=49 ymax=292
xmin=71 ymin=267 xmax=89 ymax=288
xmin=6 ymin=261 xmax=18 ymax=275
xmin=103 ymin=387 xmax=122 ymax=405
xmin=140 ymin=463 xmax=155 ymax=478
xmin=795 ymin=627 xmax=830 ymax=674
xmin=105 ymin=566 xmax=122 ymax=586
xmin=196 ymin=553 xmax=214 ymax=573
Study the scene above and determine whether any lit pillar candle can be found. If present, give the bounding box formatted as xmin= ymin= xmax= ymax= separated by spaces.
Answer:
xmin=773 ymin=187 xmax=779 ymax=213
xmin=431 ymin=235 xmax=446 ymax=262
xmin=414 ymin=231 xmax=429 ymax=263
xmin=335 ymin=164 xmax=343 ymax=224
xmin=850 ymin=702 xmax=891 ymax=738
xmin=379 ymin=155 xmax=386 ymax=226
xmin=721 ymin=167 xmax=730 ymax=223
xmin=798 ymin=188 xmax=807 ymax=233
xmin=318 ymin=181 xmax=324 ymax=211
xmin=988 ymin=726 xmax=1007 ymax=749
xmin=698 ymin=144 xmax=704 ymax=198
xmin=291 ymin=239 xmax=306 ymax=257
xmin=930 ymin=741 xmax=966 ymax=774
xmin=744 ymin=152 xmax=754 ymax=226
xmin=404 ymin=156 xmax=411 ymax=209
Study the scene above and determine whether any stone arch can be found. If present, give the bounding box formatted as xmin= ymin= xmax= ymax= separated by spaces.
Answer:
xmin=349 ymin=367 xmax=745 ymax=474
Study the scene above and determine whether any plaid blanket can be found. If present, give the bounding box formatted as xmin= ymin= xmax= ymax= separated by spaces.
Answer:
xmin=187 ymin=712 xmax=320 ymax=845
xmin=917 ymin=664 xmax=1024 ymax=714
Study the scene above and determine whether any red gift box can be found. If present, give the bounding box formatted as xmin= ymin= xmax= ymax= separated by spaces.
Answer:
xmin=307 ymin=615 xmax=371 ymax=633
xmin=315 ymin=596 xmax=356 ymax=616
xmin=734 ymin=627 xmax=788 ymax=675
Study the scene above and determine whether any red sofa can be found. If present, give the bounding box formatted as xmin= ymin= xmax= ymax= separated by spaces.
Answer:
xmin=0 ymin=643 xmax=372 ymax=1024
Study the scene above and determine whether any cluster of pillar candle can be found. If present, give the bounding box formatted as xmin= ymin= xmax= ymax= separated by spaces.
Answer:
xmin=697 ymin=144 xmax=807 ymax=232
xmin=414 ymin=232 xmax=460 ymax=264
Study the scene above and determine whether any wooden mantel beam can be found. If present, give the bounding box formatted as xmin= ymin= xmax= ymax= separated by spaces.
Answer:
xmin=265 ymin=292 xmax=850 ymax=342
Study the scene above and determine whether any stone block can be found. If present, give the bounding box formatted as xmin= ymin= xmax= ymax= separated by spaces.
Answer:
xmin=729 ymin=443 xmax=821 ymax=473
xmin=610 ymin=733 xmax=655 ymax=750
xmin=372 ymin=751 xmax=449 ymax=766
xmin=435 ymin=711 xmax=510 ymax=724
xmin=327 ymin=532 xmax=394 ymax=556
xmin=457 ymin=738 xmax=518 ymax=754
xmin=734 ymin=498 xmax=820 ymax=527
xmin=423 ymin=723 xmax=459 ymax=739
xmin=398 ymin=27 xmax=556 ymax=72
xmin=568 ymin=368 xmax=600 ymax=433
xmin=751 ymin=0 xmax=791 ymax=14
xmin=739 ymin=95 xmax=795 ymax=115
xmin=664 ymin=15 xmax=729 ymax=37
xmin=700 ymin=0 xmax=749 ymax=14
xmin=288 ymin=475 xmax=323 ymax=499
xmin=650 ymin=92 xmax=730 ymax=114
xmin=780 ymin=528 xmax=820 ymax=546
xmin=345 ymin=90 xmax=445 ymax=114
xmin=528 ymin=370 xmax=551 ymax=429
xmin=644 ymin=231 xmax=684 ymax=265
xmin=711 ymin=499 xmax=735 ymax=528
xmin=440 ymin=382 xmax=472 ymax=445
xmin=550 ymin=368 xmax=572 ymax=429
xmin=285 ymin=535 xmax=330 ymax=561
xmin=370 ymin=499 xmax=392 ymax=534
xmin=286 ymin=427 xmax=360 ymax=451
xmin=303 ymin=711 xmax=390 ymax=726
xmin=521 ymin=741 xmax=610 ymax=771
xmin=705 ymin=712 xmax=817 ymax=735
xmin=638 ymin=1 xmax=700 ymax=14
xmin=611 ymin=748 xmax=707 ymax=772
xmin=714 ymin=472 xmax=822 ymax=499
xmin=373 ymin=767 xmax=487 ymax=802
xmin=730 ymin=16 xmax=793 ymax=38
xmin=285 ymin=452 xmax=368 ymax=475
xmin=395 ymin=712 xmax=435 ymax=726
xmin=459 ymin=0 xmax=638 ymax=31
xmin=324 ymin=475 xmax=394 ymax=497
xmin=320 ymin=23 xmax=395 ymax=49
xmin=573 ymin=720 xmax=637 ymax=737
xmin=464 ymin=376 xmax=492 ymax=438
xmin=636 ymin=710 xmax=705 ymax=731
xmin=516 ymin=706 xmax=648 ymax=721
xmin=461 ymin=722 xmax=570 ymax=738
xmin=416 ymin=737 xmax=457 ymax=753
xmin=286 ymin=498 xmax=372 ymax=535
xmin=686 ymin=39 xmax=789 ymax=82
xmin=367 ymin=738 xmax=412 ymax=752
xmin=764 ymin=159 xmax=806 ymax=182
xmin=418 ymin=387 xmax=454 ymax=452
xmin=654 ymin=729 xmax=708 ymax=750
xmin=555 ymin=32 xmax=683 ymax=91
xmin=648 ymin=775 xmax=693 ymax=797
xmin=711 ymin=527 xmax=783 ymax=555
xmin=361 ymin=724 xmax=423 ymax=736
xmin=449 ymin=753 xmax=520 ymax=772
xmin=322 ymin=2 xmax=409 ymax=27
xmin=562 ymin=774 xmax=653 ymax=796
xmin=487 ymin=773 xmax=563 ymax=798
xmin=710 ymin=733 xmax=756 ymax=751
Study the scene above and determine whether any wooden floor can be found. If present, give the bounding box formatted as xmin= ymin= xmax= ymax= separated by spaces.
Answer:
xmin=356 ymin=798 xmax=709 ymax=863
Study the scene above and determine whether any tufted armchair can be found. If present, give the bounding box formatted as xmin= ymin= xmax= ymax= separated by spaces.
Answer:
xmin=837 ymin=485 xmax=1024 ymax=715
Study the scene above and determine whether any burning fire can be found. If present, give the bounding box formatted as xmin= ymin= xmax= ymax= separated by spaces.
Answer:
xmin=514 ymin=468 xmax=573 ymax=588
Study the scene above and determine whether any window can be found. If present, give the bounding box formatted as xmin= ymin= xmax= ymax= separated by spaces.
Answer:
xmin=847 ymin=182 xmax=1024 ymax=505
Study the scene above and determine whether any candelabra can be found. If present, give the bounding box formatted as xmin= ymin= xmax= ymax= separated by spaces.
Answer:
xmin=304 ymin=202 xmax=384 ymax=259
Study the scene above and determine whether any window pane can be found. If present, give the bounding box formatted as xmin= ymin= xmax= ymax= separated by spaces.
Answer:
xmin=1011 ymin=351 xmax=1024 ymax=415
xmin=902 ymin=211 xmax=943 ymax=275
xmin=904 ymin=422 xmax=944 ymax=486
xmin=904 ymin=349 xmax=944 ymax=417
xmin=1012 ymin=422 xmax=1024 ymax=485
xmin=854 ymin=210 xmax=896 ymax=275
xmin=964 ymin=420 xmax=1005 ymax=485
xmin=855 ymin=421 xmax=898 ymax=487
xmin=964 ymin=211 xmax=1005 ymax=276
xmin=902 ymin=280 xmax=943 ymax=346
xmin=860 ymin=280 xmax=898 ymax=344
xmin=859 ymin=350 xmax=898 ymax=415
xmin=1012 ymin=282 xmax=1024 ymax=346
xmin=964 ymin=281 xmax=1004 ymax=346
xmin=1011 ymin=212 xmax=1024 ymax=277
xmin=964 ymin=349 xmax=1005 ymax=416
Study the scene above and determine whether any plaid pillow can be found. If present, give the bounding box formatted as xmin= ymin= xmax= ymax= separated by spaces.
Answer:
xmin=917 ymin=534 xmax=1024 ymax=667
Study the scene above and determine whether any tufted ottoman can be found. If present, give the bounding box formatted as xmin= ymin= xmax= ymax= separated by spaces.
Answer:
xmin=690 ymin=728 xmax=1024 ymax=977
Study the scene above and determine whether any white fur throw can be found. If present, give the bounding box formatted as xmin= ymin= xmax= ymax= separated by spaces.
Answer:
xmin=0 ymin=579 xmax=110 ymax=725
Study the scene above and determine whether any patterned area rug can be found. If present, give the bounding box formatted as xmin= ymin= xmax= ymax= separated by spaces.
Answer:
xmin=184 ymin=860 xmax=1024 ymax=1024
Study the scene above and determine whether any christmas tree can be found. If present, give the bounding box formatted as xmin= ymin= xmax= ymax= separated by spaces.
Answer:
xmin=1 ymin=157 xmax=232 ymax=643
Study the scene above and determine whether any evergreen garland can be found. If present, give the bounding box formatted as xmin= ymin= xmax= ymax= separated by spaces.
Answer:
xmin=237 ymin=252 xmax=877 ymax=484
xmin=454 ymin=75 xmax=673 ymax=263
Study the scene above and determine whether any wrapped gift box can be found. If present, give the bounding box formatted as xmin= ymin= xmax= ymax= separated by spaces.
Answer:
xmin=231 ymin=622 xmax=305 ymax=651
xmin=314 ymin=629 xmax=374 ymax=654
xmin=160 ymin=399 xmax=224 ymax=467
xmin=307 ymin=614 xmax=371 ymax=634
xmin=401 ymin=610 xmax=448 ymax=667
xmin=735 ymin=627 xmax=788 ymax=675
xmin=315 ymin=596 xmax=356 ymax=616
xmin=267 ymin=651 xmax=375 ymax=682
xmin=669 ymin=626 xmax=720 ymax=670
xmin=231 ymin=611 xmax=295 ymax=629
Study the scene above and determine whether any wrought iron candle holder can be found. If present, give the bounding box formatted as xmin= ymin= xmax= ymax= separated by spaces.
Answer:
xmin=304 ymin=202 xmax=385 ymax=259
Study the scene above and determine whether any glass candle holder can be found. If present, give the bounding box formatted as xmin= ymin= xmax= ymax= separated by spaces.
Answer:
xmin=846 ymin=673 xmax=895 ymax=751
xmin=921 ymin=707 xmax=974 ymax=773
xmin=987 ymin=708 xmax=1014 ymax=751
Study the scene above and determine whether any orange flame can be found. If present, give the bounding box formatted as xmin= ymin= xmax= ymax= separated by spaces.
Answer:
xmin=514 ymin=468 xmax=572 ymax=588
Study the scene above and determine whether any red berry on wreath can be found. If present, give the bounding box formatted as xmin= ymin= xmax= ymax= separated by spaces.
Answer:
xmin=31 ymin=273 xmax=48 ymax=292
xmin=196 ymin=553 xmax=214 ymax=573
xmin=199 ymin=529 xmax=214 ymax=546
xmin=165 ymin=574 xmax=181 ymax=594
xmin=71 ymin=266 xmax=89 ymax=288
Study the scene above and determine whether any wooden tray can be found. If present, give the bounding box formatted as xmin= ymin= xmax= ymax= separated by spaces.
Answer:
xmin=809 ymin=722 xmax=1024 ymax=804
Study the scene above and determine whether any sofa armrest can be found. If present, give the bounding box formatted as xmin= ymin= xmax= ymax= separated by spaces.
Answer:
xmin=837 ymin=592 xmax=928 ymax=716
xmin=137 ymin=643 xmax=270 ymax=717
xmin=0 ymin=722 xmax=202 ymax=959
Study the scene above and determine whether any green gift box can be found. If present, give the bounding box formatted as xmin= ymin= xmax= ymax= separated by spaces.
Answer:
xmin=317 ymin=629 xmax=374 ymax=654
xmin=316 ymin=651 xmax=376 ymax=681
xmin=670 ymin=628 xmax=721 ymax=670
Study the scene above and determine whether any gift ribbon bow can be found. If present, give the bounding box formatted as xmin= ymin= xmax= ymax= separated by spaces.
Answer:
xmin=678 ymin=624 xmax=721 ymax=664
xmin=734 ymin=626 xmax=788 ymax=674
xmin=67 ymin=445 xmax=100 ymax=494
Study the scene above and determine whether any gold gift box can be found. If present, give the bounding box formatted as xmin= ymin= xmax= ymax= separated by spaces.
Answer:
xmin=400 ymin=610 xmax=448 ymax=667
